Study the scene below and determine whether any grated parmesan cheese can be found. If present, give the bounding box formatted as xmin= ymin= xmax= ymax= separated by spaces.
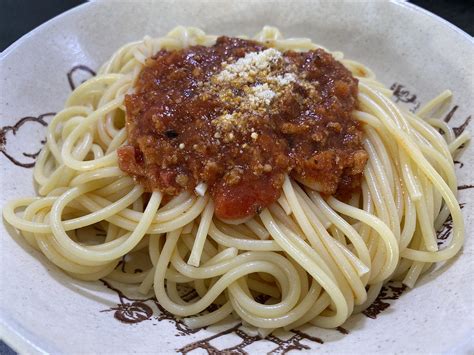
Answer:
xmin=273 ymin=73 xmax=296 ymax=85
xmin=212 ymin=113 xmax=239 ymax=130
xmin=208 ymin=47 xmax=302 ymax=134
xmin=216 ymin=48 xmax=282 ymax=82
xmin=250 ymin=83 xmax=276 ymax=105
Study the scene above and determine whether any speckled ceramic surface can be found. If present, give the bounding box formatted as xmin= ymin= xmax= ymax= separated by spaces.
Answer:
xmin=1 ymin=0 xmax=473 ymax=353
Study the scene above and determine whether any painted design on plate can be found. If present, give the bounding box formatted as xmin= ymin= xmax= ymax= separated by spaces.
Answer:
xmin=0 ymin=64 xmax=95 ymax=168
xmin=390 ymin=82 xmax=420 ymax=112
xmin=437 ymin=203 xmax=465 ymax=247
xmin=67 ymin=65 xmax=97 ymax=91
xmin=362 ymin=283 xmax=407 ymax=319
xmin=1 ymin=65 xmax=472 ymax=354
xmin=101 ymin=274 xmax=328 ymax=354
xmin=177 ymin=324 xmax=324 ymax=354
xmin=100 ymin=279 xmax=199 ymax=334
xmin=0 ymin=113 xmax=55 ymax=168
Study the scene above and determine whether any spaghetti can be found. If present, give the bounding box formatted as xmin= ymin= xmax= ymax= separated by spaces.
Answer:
xmin=3 ymin=27 xmax=468 ymax=333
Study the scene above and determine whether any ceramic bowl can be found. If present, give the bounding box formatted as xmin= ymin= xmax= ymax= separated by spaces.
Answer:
xmin=1 ymin=1 xmax=473 ymax=353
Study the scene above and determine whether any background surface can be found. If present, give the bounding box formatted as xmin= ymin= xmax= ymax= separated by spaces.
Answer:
xmin=0 ymin=0 xmax=472 ymax=354
xmin=1 ymin=0 xmax=473 ymax=51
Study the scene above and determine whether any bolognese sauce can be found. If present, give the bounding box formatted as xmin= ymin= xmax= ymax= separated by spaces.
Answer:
xmin=118 ymin=36 xmax=367 ymax=219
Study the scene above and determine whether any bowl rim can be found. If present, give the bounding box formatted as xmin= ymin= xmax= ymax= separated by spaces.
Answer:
xmin=1 ymin=0 xmax=473 ymax=62
xmin=0 ymin=0 xmax=472 ymax=353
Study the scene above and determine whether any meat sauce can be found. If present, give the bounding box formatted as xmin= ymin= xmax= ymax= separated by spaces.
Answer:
xmin=118 ymin=36 xmax=367 ymax=219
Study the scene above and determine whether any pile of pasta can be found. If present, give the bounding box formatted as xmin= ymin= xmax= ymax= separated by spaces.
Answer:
xmin=4 ymin=27 xmax=468 ymax=334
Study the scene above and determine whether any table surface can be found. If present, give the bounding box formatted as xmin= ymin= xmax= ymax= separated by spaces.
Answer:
xmin=0 ymin=0 xmax=472 ymax=354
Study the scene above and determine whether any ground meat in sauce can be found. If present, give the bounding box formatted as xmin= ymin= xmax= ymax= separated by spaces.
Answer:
xmin=118 ymin=36 xmax=367 ymax=220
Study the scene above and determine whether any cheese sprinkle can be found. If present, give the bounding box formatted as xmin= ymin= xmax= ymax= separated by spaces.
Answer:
xmin=207 ymin=48 xmax=298 ymax=134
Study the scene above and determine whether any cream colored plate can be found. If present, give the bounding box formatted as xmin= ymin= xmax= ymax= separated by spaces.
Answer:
xmin=1 ymin=0 xmax=473 ymax=353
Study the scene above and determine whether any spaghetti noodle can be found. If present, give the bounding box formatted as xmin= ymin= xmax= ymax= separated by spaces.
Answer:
xmin=3 ymin=26 xmax=468 ymax=333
